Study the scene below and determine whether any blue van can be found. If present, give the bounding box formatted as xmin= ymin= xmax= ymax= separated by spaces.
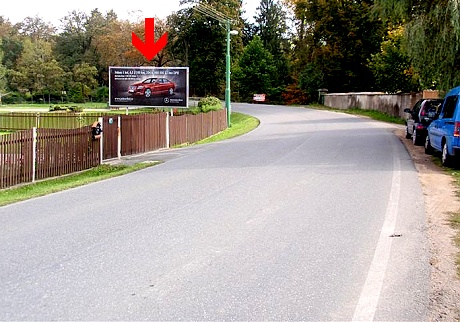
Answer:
xmin=425 ymin=86 xmax=460 ymax=166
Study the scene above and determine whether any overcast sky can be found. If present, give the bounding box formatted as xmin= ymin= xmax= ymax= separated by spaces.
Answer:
xmin=2 ymin=0 xmax=260 ymax=27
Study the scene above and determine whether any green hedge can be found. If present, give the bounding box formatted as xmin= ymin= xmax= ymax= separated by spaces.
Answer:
xmin=190 ymin=96 xmax=223 ymax=114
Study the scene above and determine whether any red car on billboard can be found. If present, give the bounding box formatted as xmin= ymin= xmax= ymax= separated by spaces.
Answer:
xmin=128 ymin=77 xmax=176 ymax=97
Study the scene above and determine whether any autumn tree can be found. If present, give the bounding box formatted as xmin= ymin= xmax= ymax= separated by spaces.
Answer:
xmin=368 ymin=26 xmax=419 ymax=93
xmin=374 ymin=0 xmax=460 ymax=91
xmin=93 ymin=19 xmax=138 ymax=84
xmin=290 ymin=0 xmax=384 ymax=99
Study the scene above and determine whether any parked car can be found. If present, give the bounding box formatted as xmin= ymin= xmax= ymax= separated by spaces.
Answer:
xmin=404 ymin=98 xmax=443 ymax=145
xmin=128 ymin=78 xmax=175 ymax=98
xmin=425 ymin=86 xmax=460 ymax=166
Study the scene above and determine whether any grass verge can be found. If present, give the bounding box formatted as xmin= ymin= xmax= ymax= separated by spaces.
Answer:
xmin=0 ymin=163 xmax=159 ymax=207
xmin=308 ymin=104 xmax=405 ymax=125
xmin=449 ymin=171 xmax=460 ymax=275
xmin=449 ymin=211 xmax=460 ymax=274
xmin=0 ymin=102 xmax=108 ymax=109
xmin=196 ymin=112 xmax=260 ymax=144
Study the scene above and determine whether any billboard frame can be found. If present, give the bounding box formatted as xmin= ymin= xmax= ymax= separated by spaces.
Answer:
xmin=109 ymin=66 xmax=189 ymax=109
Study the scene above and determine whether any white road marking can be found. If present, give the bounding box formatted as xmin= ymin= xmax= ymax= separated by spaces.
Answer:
xmin=352 ymin=145 xmax=401 ymax=321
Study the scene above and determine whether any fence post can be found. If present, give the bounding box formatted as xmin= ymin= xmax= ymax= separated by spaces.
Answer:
xmin=32 ymin=127 xmax=37 ymax=182
xmin=117 ymin=116 xmax=121 ymax=159
xmin=166 ymin=113 xmax=170 ymax=148
xmin=98 ymin=117 xmax=103 ymax=164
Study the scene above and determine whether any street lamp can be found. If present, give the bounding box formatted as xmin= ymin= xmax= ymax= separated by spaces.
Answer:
xmin=226 ymin=24 xmax=238 ymax=127
xmin=194 ymin=3 xmax=238 ymax=127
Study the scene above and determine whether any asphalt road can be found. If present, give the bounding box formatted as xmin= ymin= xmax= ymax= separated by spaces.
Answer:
xmin=0 ymin=103 xmax=430 ymax=320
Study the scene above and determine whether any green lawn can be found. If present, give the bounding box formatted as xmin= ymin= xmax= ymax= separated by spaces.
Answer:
xmin=196 ymin=112 xmax=260 ymax=144
xmin=307 ymin=104 xmax=406 ymax=125
xmin=0 ymin=102 xmax=108 ymax=109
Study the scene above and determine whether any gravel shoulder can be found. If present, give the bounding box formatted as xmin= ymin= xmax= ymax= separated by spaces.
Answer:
xmin=394 ymin=128 xmax=460 ymax=321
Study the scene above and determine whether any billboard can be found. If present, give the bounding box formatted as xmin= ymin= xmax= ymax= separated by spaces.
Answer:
xmin=109 ymin=66 xmax=189 ymax=108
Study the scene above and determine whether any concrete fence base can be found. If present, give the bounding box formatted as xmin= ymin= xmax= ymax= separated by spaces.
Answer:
xmin=323 ymin=90 xmax=439 ymax=118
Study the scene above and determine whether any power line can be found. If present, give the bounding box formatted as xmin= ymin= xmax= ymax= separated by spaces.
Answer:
xmin=193 ymin=2 xmax=233 ymax=25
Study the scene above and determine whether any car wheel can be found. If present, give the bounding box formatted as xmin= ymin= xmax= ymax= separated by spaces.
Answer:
xmin=144 ymin=89 xmax=152 ymax=98
xmin=168 ymin=88 xmax=174 ymax=96
xmin=412 ymin=129 xmax=419 ymax=145
xmin=425 ymin=136 xmax=433 ymax=154
xmin=405 ymin=126 xmax=411 ymax=139
xmin=442 ymin=142 xmax=452 ymax=166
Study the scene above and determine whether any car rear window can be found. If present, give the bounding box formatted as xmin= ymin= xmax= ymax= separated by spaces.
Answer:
xmin=442 ymin=96 xmax=458 ymax=119
xmin=424 ymin=100 xmax=443 ymax=114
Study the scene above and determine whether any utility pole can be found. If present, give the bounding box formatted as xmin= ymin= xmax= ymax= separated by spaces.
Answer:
xmin=193 ymin=3 xmax=238 ymax=127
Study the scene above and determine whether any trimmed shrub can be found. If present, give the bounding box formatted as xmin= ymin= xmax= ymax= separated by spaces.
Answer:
xmin=198 ymin=96 xmax=223 ymax=113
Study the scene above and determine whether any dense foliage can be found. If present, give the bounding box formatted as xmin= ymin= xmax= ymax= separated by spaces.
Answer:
xmin=196 ymin=96 xmax=223 ymax=113
xmin=0 ymin=0 xmax=458 ymax=105
xmin=374 ymin=0 xmax=460 ymax=91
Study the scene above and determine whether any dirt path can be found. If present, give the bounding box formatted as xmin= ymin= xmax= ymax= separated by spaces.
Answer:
xmin=394 ymin=128 xmax=460 ymax=321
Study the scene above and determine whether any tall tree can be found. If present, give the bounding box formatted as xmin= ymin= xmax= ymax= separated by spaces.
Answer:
xmin=85 ymin=9 xmax=118 ymax=83
xmin=254 ymin=0 xmax=291 ymax=96
xmin=0 ymin=40 xmax=8 ymax=104
xmin=2 ymin=36 xmax=23 ymax=70
xmin=93 ymin=19 xmax=137 ymax=82
xmin=234 ymin=35 xmax=277 ymax=100
xmin=0 ymin=16 xmax=23 ymax=100
xmin=0 ymin=16 xmax=23 ymax=71
xmin=55 ymin=9 xmax=121 ymax=85
xmin=11 ymin=38 xmax=56 ymax=102
xmin=41 ymin=59 xmax=66 ymax=104
xmin=168 ymin=0 xmax=244 ymax=96
xmin=16 ymin=16 xmax=56 ymax=41
xmin=70 ymin=62 xmax=98 ymax=102
xmin=374 ymin=0 xmax=460 ymax=91
xmin=254 ymin=0 xmax=288 ymax=59
xmin=54 ymin=10 xmax=91 ymax=71
xmin=290 ymin=0 xmax=384 ymax=98
xmin=368 ymin=26 xmax=419 ymax=93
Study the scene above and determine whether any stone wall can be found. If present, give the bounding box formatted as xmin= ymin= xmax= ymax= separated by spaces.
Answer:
xmin=322 ymin=91 xmax=439 ymax=118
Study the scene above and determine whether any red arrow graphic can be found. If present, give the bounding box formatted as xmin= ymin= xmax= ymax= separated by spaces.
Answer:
xmin=132 ymin=18 xmax=168 ymax=60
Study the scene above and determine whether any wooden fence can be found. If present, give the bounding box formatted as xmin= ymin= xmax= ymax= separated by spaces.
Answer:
xmin=169 ymin=110 xmax=227 ymax=146
xmin=0 ymin=112 xmax=106 ymax=130
xmin=35 ymin=127 xmax=100 ymax=181
xmin=0 ymin=130 xmax=34 ymax=188
xmin=1 ymin=109 xmax=227 ymax=189
xmin=0 ymin=126 xmax=100 ymax=189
